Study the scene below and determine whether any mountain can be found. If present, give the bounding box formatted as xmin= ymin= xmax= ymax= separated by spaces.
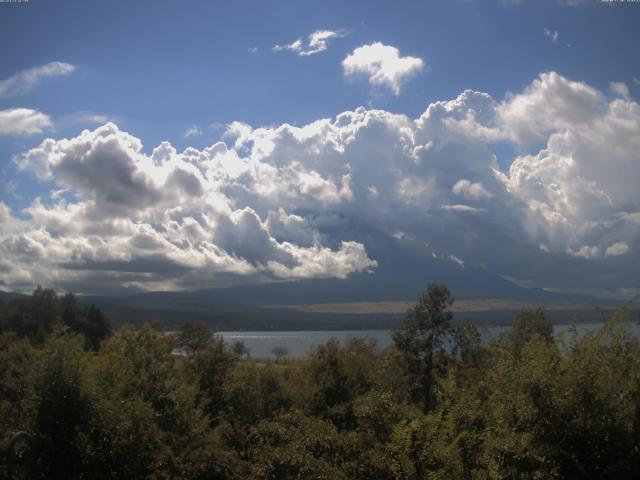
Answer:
xmin=144 ymin=223 xmax=585 ymax=307
xmin=74 ymin=227 xmax=613 ymax=331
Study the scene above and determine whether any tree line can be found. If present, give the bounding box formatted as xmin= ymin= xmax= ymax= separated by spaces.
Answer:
xmin=0 ymin=284 xmax=639 ymax=479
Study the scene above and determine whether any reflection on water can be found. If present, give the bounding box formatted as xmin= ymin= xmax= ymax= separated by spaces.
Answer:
xmin=219 ymin=322 xmax=640 ymax=359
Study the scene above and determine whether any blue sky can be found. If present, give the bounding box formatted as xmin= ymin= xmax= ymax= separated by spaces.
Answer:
xmin=2 ymin=0 xmax=638 ymax=146
xmin=0 ymin=0 xmax=639 ymax=297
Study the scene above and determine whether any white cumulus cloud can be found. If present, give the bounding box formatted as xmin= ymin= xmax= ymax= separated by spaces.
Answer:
xmin=8 ymin=122 xmax=377 ymax=293
xmin=342 ymin=42 xmax=424 ymax=95
xmin=0 ymin=108 xmax=52 ymax=136
xmin=498 ymin=71 xmax=606 ymax=147
xmin=605 ymin=242 xmax=631 ymax=257
xmin=452 ymin=179 xmax=494 ymax=200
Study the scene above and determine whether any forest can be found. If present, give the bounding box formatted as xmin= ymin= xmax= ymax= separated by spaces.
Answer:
xmin=0 ymin=284 xmax=639 ymax=479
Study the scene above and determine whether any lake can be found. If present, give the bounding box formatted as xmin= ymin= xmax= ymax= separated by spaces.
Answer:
xmin=219 ymin=322 xmax=640 ymax=359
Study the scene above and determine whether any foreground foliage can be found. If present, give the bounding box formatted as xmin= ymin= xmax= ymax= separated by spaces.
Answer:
xmin=1 ymin=285 xmax=639 ymax=479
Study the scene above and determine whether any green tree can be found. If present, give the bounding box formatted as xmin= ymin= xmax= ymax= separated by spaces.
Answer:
xmin=30 ymin=331 xmax=90 ymax=480
xmin=450 ymin=322 xmax=487 ymax=386
xmin=177 ymin=320 xmax=214 ymax=352
xmin=302 ymin=337 xmax=378 ymax=430
xmin=216 ymin=364 xmax=290 ymax=463
xmin=231 ymin=339 xmax=250 ymax=358
xmin=502 ymin=307 xmax=553 ymax=357
xmin=451 ymin=322 xmax=482 ymax=366
xmin=392 ymin=283 xmax=454 ymax=412
xmin=271 ymin=345 xmax=288 ymax=362
xmin=61 ymin=293 xmax=111 ymax=350
xmin=83 ymin=305 xmax=111 ymax=350
xmin=185 ymin=335 xmax=237 ymax=425
xmin=345 ymin=390 xmax=409 ymax=479
xmin=0 ymin=335 xmax=35 ymax=456
xmin=4 ymin=287 xmax=60 ymax=343
xmin=250 ymin=412 xmax=348 ymax=480
xmin=482 ymin=309 xmax=640 ymax=479
xmin=83 ymin=324 xmax=235 ymax=479
xmin=2 ymin=289 xmax=110 ymax=349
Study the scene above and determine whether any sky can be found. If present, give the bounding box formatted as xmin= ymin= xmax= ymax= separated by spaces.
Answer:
xmin=0 ymin=0 xmax=639 ymax=298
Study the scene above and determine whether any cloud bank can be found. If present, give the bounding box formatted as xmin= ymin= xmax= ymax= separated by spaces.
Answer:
xmin=2 ymin=72 xmax=638 ymax=297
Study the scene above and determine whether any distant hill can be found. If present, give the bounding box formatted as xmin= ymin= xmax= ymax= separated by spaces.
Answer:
xmin=2 ymin=286 xmax=628 ymax=332
xmin=78 ymin=293 xmax=404 ymax=331
xmin=0 ymin=290 xmax=28 ymax=302
xmin=75 ymin=290 xmax=627 ymax=332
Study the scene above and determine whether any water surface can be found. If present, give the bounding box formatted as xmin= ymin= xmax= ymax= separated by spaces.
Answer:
xmin=219 ymin=322 xmax=640 ymax=358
